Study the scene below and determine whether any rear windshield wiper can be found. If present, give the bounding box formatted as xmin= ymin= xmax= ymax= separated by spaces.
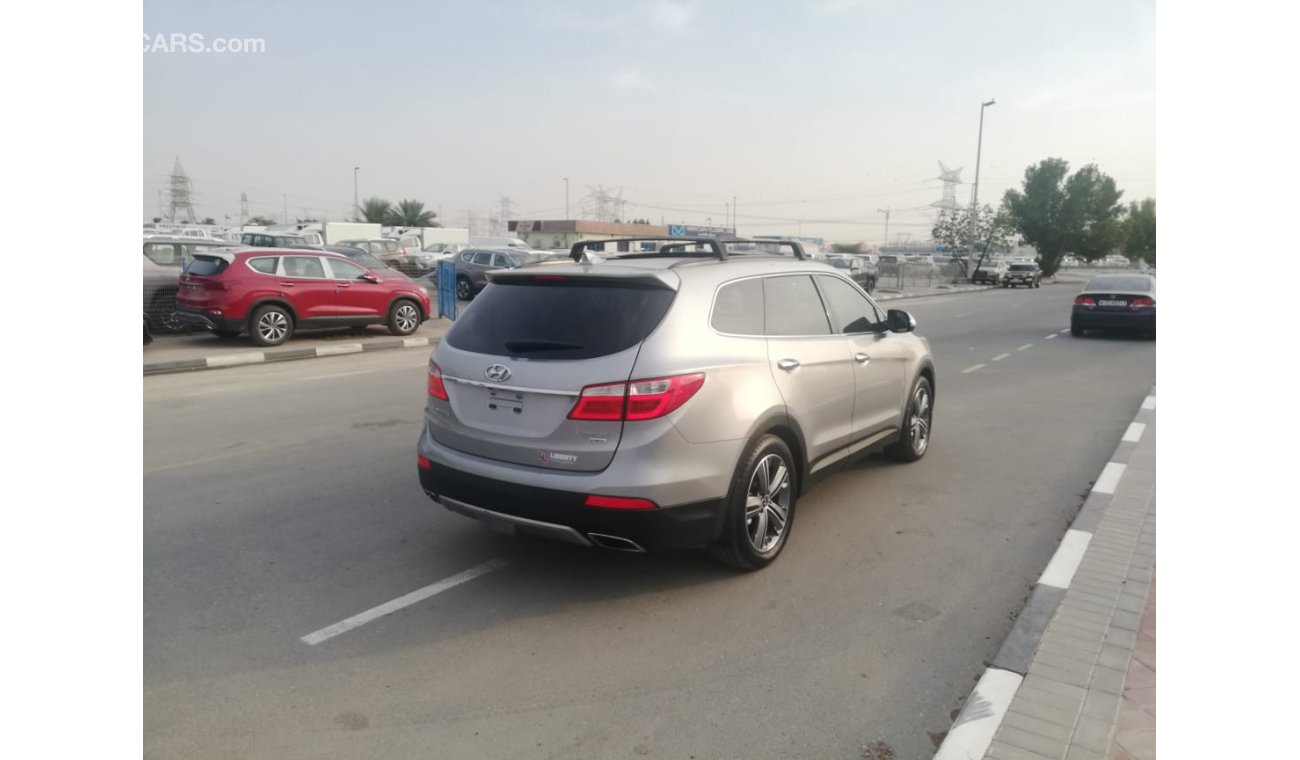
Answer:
xmin=503 ymin=339 xmax=585 ymax=353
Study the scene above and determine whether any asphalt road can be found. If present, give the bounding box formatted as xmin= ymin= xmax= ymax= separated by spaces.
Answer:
xmin=144 ymin=281 xmax=1155 ymax=760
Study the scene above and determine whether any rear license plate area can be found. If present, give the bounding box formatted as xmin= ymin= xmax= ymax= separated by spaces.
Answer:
xmin=487 ymin=388 xmax=524 ymax=416
xmin=1098 ymin=299 xmax=1127 ymax=307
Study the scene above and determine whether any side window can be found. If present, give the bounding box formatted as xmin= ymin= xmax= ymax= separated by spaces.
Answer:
xmin=326 ymin=258 xmax=367 ymax=280
xmin=472 ymin=252 xmax=494 ymax=266
xmin=383 ymin=241 xmax=399 ymax=253
xmin=494 ymin=254 xmax=514 ymax=267
xmin=711 ymin=278 xmax=764 ymax=335
xmin=248 ymin=257 xmax=277 ymax=274
xmin=282 ymin=256 xmax=325 ymax=278
xmin=144 ymin=243 xmax=178 ymax=265
xmin=460 ymin=252 xmax=475 ymax=263
xmin=816 ymin=275 xmax=884 ymax=334
xmin=763 ymin=275 xmax=831 ymax=336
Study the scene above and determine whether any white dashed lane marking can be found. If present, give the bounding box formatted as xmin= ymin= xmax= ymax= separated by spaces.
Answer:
xmin=992 ymin=353 xmax=1011 ymax=361
xmin=1017 ymin=344 xmax=1033 ymax=351
xmin=962 ymin=364 xmax=986 ymax=374
xmin=1123 ymin=422 xmax=1146 ymax=442
xmin=1046 ymin=334 xmax=1058 ymax=339
xmin=1059 ymin=328 xmax=1070 ymax=334
xmin=300 ymin=559 xmax=509 ymax=646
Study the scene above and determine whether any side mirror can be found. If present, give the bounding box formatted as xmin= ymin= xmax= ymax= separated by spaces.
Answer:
xmin=887 ymin=309 xmax=917 ymax=333
xmin=361 ymin=273 xmax=379 ymax=283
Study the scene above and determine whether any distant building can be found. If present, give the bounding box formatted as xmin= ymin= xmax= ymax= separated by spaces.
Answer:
xmin=510 ymin=220 xmax=736 ymax=251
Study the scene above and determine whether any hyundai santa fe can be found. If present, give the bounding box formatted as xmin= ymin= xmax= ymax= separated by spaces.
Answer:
xmin=417 ymin=238 xmax=936 ymax=569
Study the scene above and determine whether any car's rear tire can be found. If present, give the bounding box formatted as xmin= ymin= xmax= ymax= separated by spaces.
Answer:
xmin=708 ymin=434 xmax=798 ymax=571
xmin=456 ymin=276 xmax=474 ymax=301
xmin=387 ymin=298 xmax=421 ymax=336
xmin=885 ymin=375 xmax=933 ymax=462
xmin=250 ymin=304 xmax=293 ymax=347
xmin=1071 ymin=320 xmax=1085 ymax=337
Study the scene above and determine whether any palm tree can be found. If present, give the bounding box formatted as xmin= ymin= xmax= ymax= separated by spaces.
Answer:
xmin=358 ymin=197 xmax=393 ymax=224
xmin=386 ymin=199 xmax=439 ymax=227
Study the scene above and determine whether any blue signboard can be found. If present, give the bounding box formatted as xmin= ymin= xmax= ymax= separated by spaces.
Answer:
xmin=436 ymin=260 xmax=457 ymax=321
xmin=668 ymin=224 xmax=687 ymax=237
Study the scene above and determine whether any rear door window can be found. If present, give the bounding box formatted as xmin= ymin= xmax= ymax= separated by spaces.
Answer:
xmin=711 ymin=278 xmax=764 ymax=335
xmin=282 ymin=256 xmax=326 ymax=278
xmin=446 ymin=281 xmax=676 ymax=360
xmin=144 ymin=243 xmax=179 ymax=266
xmin=763 ymin=275 xmax=831 ymax=336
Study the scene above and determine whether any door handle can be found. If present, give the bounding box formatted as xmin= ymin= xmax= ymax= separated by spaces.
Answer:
xmin=337 ymin=282 xmax=351 ymax=288
xmin=777 ymin=359 xmax=800 ymax=371
xmin=854 ymin=352 xmax=870 ymax=364
xmin=279 ymin=282 xmax=295 ymax=287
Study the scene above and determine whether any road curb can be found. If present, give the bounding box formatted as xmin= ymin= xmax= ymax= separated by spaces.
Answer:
xmin=874 ymin=285 xmax=994 ymax=301
xmin=143 ymin=335 xmax=439 ymax=376
xmin=934 ymin=385 xmax=1157 ymax=760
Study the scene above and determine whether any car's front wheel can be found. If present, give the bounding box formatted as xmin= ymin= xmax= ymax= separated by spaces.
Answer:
xmin=708 ymin=435 xmax=798 ymax=571
xmin=885 ymin=375 xmax=933 ymax=462
xmin=387 ymin=299 xmax=421 ymax=336
xmin=456 ymin=276 xmax=474 ymax=301
xmin=250 ymin=304 xmax=293 ymax=347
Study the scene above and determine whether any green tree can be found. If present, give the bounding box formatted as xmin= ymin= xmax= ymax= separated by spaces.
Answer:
xmin=385 ymin=199 xmax=439 ymax=227
xmin=201 ymin=217 xmax=216 ymax=225
xmin=357 ymin=197 xmax=394 ymax=224
xmin=246 ymin=215 xmax=277 ymax=226
xmin=831 ymin=242 xmax=864 ymax=254
xmin=1123 ymin=198 xmax=1156 ymax=267
xmin=1002 ymin=158 xmax=1125 ymax=277
xmin=1062 ymin=165 xmax=1125 ymax=265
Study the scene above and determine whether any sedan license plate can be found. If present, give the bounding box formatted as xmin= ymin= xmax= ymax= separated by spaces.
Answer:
xmin=1098 ymin=299 xmax=1127 ymax=306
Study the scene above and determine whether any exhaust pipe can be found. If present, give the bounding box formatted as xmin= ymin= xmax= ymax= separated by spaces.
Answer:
xmin=587 ymin=533 xmax=647 ymax=553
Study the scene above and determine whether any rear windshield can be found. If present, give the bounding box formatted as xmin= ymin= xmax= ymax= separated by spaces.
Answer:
xmin=446 ymin=281 xmax=675 ymax=360
xmin=1086 ymin=276 xmax=1152 ymax=292
xmin=1010 ymin=264 xmax=1037 ymax=271
xmin=185 ymin=255 xmax=230 ymax=276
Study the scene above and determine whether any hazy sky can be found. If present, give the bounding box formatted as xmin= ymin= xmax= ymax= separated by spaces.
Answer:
xmin=143 ymin=0 xmax=1156 ymax=242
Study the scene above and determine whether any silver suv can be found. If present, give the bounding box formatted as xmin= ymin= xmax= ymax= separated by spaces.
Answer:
xmin=417 ymin=238 xmax=936 ymax=569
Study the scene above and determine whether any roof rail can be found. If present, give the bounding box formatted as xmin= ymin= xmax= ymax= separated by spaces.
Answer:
xmin=569 ymin=236 xmax=805 ymax=262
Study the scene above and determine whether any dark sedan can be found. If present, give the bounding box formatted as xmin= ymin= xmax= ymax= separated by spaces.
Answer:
xmin=1071 ymin=274 xmax=1156 ymax=337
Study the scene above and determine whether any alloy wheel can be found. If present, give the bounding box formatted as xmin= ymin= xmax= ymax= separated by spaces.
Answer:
xmin=909 ymin=384 xmax=931 ymax=455
xmin=395 ymin=303 xmax=419 ymax=333
xmin=258 ymin=311 xmax=289 ymax=343
xmin=745 ymin=454 xmax=791 ymax=553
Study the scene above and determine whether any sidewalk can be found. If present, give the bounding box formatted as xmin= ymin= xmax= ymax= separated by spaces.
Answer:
xmin=936 ymin=389 xmax=1156 ymax=760
xmin=143 ymin=282 xmax=1003 ymax=376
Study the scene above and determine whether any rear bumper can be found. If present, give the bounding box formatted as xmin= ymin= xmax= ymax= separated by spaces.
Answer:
xmin=418 ymin=458 xmax=727 ymax=551
xmin=1072 ymin=308 xmax=1156 ymax=330
xmin=175 ymin=306 xmax=242 ymax=333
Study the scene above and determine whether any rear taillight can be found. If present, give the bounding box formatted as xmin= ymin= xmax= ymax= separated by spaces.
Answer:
xmin=417 ymin=455 xmax=431 ymax=470
xmin=428 ymin=360 xmax=449 ymax=400
xmin=1075 ymin=296 xmax=1096 ymax=308
xmin=584 ymin=495 xmax=657 ymax=510
xmin=568 ymin=373 xmax=705 ymax=421
xmin=1130 ymin=297 xmax=1155 ymax=309
xmin=203 ymin=281 xmax=227 ymax=291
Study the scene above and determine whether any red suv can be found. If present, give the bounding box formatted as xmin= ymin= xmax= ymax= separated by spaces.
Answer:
xmin=176 ymin=248 xmax=431 ymax=346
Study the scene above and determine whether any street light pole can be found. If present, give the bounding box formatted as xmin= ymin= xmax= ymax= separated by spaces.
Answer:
xmin=877 ymin=207 xmax=892 ymax=249
xmin=969 ymin=99 xmax=996 ymax=257
xmin=353 ymin=166 xmax=360 ymax=221
xmin=563 ymin=178 xmax=570 ymax=219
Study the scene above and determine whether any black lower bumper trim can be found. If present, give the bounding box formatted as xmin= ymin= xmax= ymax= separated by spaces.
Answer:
xmin=419 ymin=460 xmax=727 ymax=551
